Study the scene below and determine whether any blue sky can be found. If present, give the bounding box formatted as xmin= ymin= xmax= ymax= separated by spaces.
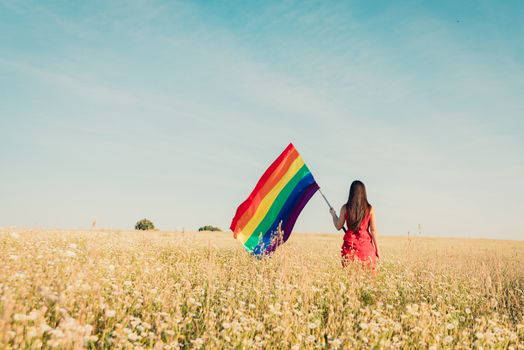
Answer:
xmin=1 ymin=0 xmax=523 ymax=239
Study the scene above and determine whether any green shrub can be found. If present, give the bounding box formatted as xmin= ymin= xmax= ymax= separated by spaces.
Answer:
xmin=198 ymin=225 xmax=221 ymax=232
xmin=135 ymin=218 xmax=155 ymax=231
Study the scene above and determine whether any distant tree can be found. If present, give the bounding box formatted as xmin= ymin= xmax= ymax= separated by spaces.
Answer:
xmin=198 ymin=225 xmax=221 ymax=232
xmin=135 ymin=218 xmax=155 ymax=231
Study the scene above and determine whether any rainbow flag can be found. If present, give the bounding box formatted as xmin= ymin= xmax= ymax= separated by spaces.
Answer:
xmin=230 ymin=143 xmax=319 ymax=255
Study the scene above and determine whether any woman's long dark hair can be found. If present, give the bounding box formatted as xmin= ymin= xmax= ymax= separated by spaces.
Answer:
xmin=346 ymin=180 xmax=371 ymax=232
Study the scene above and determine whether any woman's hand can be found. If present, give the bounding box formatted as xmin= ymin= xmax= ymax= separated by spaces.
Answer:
xmin=375 ymin=250 xmax=380 ymax=259
xmin=329 ymin=208 xmax=337 ymax=217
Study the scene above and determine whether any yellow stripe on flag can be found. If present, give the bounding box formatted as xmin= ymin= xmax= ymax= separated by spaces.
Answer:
xmin=238 ymin=156 xmax=305 ymax=244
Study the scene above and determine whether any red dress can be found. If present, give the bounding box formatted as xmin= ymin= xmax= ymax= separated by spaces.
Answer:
xmin=341 ymin=210 xmax=377 ymax=268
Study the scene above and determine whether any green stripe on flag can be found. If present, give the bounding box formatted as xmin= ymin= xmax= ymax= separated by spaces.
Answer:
xmin=244 ymin=164 xmax=310 ymax=250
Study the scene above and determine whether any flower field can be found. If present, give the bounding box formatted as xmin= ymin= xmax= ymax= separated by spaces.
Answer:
xmin=1 ymin=229 xmax=523 ymax=349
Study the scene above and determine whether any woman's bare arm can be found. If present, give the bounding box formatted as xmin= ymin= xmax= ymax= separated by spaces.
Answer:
xmin=369 ymin=207 xmax=380 ymax=258
xmin=330 ymin=205 xmax=347 ymax=231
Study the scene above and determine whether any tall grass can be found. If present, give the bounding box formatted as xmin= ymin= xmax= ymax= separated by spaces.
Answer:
xmin=1 ymin=229 xmax=522 ymax=349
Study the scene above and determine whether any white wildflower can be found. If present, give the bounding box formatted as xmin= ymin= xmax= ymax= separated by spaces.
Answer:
xmin=127 ymin=332 xmax=140 ymax=341
xmin=84 ymin=335 xmax=98 ymax=342
xmin=105 ymin=309 xmax=116 ymax=318
xmin=27 ymin=310 xmax=39 ymax=321
xmin=191 ymin=337 xmax=204 ymax=349
xmin=13 ymin=272 xmax=26 ymax=279
xmin=64 ymin=250 xmax=76 ymax=258
xmin=26 ymin=327 xmax=37 ymax=338
xmin=306 ymin=335 xmax=315 ymax=343
xmin=475 ymin=332 xmax=484 ymax=339
xmin=40 ymin=323 xmax=52 ymax=333
xmin=50 ymin=328 xmax=64 ymax=338
xmin=330 ymin=338 xmax=342 ymax=348
xmin=13 ymin=313 xmax=27 ymax=321
xmin=392 ymin=335 xmax=399 ymax=342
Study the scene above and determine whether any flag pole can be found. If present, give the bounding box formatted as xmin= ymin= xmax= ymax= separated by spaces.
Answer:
xmin=318 ymin=188 xmax=347 ymax=233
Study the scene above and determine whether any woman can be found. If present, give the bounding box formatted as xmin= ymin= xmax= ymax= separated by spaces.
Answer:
xmin=330 ymin=180 xmax=380 ymax=268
